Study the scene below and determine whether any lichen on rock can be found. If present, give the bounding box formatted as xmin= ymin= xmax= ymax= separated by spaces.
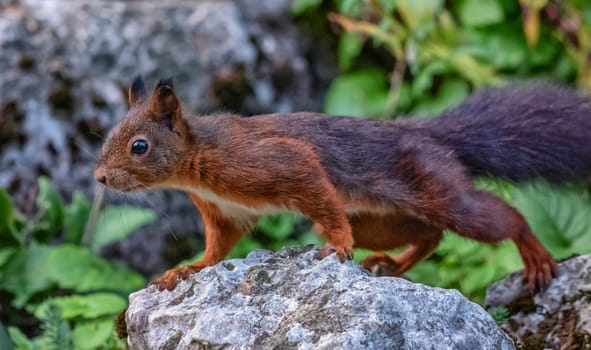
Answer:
xmin=126 ymin=246 xmax=514 ymax=350
xmin=486 ymin=254 xmax=591 ymax=349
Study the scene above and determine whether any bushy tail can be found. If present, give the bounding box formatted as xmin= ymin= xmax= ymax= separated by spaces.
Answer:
xmin=423 ymin=84 xmax=591 ymax=182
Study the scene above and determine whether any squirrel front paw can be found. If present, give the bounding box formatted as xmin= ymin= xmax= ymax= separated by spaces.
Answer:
xmin=318 ymin=243 xmax=354 ymax=262
xmin=152 ymin=264 xmax=205 ymax=291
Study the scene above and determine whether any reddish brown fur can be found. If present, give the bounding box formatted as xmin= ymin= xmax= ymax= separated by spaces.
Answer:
xmin=95 ymin=77 xmax=566 ymax=292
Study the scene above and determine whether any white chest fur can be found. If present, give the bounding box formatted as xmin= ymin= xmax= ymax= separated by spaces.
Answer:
xmin=189 ymin=187 xmax=288 ymax=221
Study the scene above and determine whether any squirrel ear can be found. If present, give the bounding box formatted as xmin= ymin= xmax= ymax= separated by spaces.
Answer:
xmin=129 ymin=74 xmax=147 ymax=107
xmin=149 ymin=78 xmax=180 ymax=129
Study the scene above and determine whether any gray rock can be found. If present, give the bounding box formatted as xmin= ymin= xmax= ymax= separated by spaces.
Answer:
xmin=485 ymin=254 xmax=591 ymax=348
xmin=126 ymin=246 xmax=514 ymax=350
xmin=0 ymin=0 xmax=336 ymax=275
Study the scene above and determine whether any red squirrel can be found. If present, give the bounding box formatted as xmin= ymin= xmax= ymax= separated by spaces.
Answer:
xmin=95 ymin=75 xmax=591 ymax=292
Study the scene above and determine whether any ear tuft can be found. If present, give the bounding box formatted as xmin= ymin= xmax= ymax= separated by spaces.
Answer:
xmin=150 ymin=76 xmax=180 ymax=130
xmin=155 ymin=77 xmax=174 ymax=90
xmin=129 ymin=74 xmax=147 ymax=107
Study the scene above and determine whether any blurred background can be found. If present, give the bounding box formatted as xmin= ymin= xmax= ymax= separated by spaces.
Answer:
xmin=1 ymin=0 xmax=590 ymax=348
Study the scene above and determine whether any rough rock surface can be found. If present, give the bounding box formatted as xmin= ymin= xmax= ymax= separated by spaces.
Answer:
xmin=485 ymin=254 xmax=591 ymax=349
xmin=126 ymin=246 xmax=514 ymax=350
xmin=0 ymin=0 xmax=336 ymax=274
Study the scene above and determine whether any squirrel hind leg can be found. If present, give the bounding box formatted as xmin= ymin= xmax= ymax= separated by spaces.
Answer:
xmin=348 ymin=213 xmax=442 ymax=276
xmin=446 ymin=189 xmax=558 ymax=292
xmin=360 ymin=232 xmax=442 ymax=277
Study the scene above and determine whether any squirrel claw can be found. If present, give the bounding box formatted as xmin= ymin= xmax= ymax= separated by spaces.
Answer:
xmin=319 ymin=243 xmax=354 ymax=262
xmin=152 ymin=264 xmax=205 ymax=291
xmin=152 ymin=276 xmax=177 ymax=291
xmin=521 ymin=251 xmax=558 ymax=293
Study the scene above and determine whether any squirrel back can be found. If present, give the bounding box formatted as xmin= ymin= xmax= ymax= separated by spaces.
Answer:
xmin=421 ymin=84 xmax=591 ymax=182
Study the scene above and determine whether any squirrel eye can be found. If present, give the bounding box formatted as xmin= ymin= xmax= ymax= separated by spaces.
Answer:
xmin=131 ymin=139 xmax=149 ymax=155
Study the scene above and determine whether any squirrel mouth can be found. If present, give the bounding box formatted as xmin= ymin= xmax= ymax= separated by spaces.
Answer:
xmin=105 ymin=178 xmax=145 ymax=192
xmin=117 ymin=184 xmax=145 ymax=192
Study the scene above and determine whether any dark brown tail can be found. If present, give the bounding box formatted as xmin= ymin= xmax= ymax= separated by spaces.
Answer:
xmin=424 ymin=84 xmax=591 ymax=182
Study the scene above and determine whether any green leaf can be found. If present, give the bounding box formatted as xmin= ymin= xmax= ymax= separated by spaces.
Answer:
xmin=378 ymin=0 xmax=396 ymax=12
xmin=0 ymin=244 xmax=53 ymax=307
xmin=527 ymin=29 xmax=561 ymax=68
xmin=510 ymin=183 xmax=591 ymax=259
xmin=257 ymin=214 xmax=297 ymax=241
xmin=488 ymin=306 xmax=510 ymax=325
xmin=297 ymin=231 xmax=323 ymax=246
xmin=396 ymin=0 xmax=444 ymax=30
xmin=0 ymin=322 xmax=14 ymax=350
xmin=337 ymin=0 xmax=363 ymax=16
xmin=456 ymin=0 xmax=504 ymax=27
xmin=338 ymin=32 xmax=363 ymax=72
xmin=0 ymin=189 xmax=15 ymax=236
xmin=8 ymin=326 xmax=38 ymax=350
xmin=466 ymin=26 xmax=527 ymax=69
xmin=0 ymin=244 xmax=145 ymax=307
xmin=64 ymin=191 xmax=91 ymax=245
xmin=47 ymin=245 xmax=145 ymax=294
xmin=0 ymin=247 xmax=17 ymax=278
xmin=446 ymin=51 xmax=499 ymax=86
xmin=36 ymin=177 xmax=65 ymax=236
xmin=72 ymin=319 xmax=118 ymax=350
xmin=39 ymin=302 xmax=73 ymax=350
xmin=324 ymin=68 xmax=390 ymax=117
xmin=407 ymin=234 xmax=521 ymax=303
xmin=411 ymin=60 xmax=449 ymax=97
xmin=291 ymin=0 xmax=322 ymax=15
xmin=91 ymin=206 xmax=156 ymax=251
xmin=228 ymin=238 xmax=264 ymax=259
xmin=35 ymin=293 xmax=126 ymax=320
xmin=395 ymin=82 xmax=413 ymax=113
xmin=410 ymin=78 xmax=469 ymax=117
xmin=461 ymin=260 xmax=495 ymax=293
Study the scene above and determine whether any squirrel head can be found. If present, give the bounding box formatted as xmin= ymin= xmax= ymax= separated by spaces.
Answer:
xmin=94 ymin=75 xmax=191 ymax=191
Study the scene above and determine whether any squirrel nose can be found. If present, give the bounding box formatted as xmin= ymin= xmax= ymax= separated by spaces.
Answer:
xmin=94 ymin=167 xmax=107 ymax=185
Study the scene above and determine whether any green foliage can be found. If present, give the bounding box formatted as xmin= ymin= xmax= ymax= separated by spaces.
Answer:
xmin=91 ymin=206 xmax=156 ymax=252
xmin=406 ymin=235 xmax=522 ymax=303
xmin=1 ymin=177 xmax=153 ymax=349
xmin=291 ymin=0 xmax=323 ymax=15
xmin=72 ymin=319 xmax=126 ymax=350
xmin=64 ymin=191 xmax=91 ymax=245
xmin=40 ymin=303 xmax=73 ymax=350
xmin=8 ymin=303 xmax=72 ymax=350
xmin=338 ymin=32 xmax=363 ymax=71
xmin=185 ymin=214 xmax=322 ymax=265
xmin=324 ymin=68 xmax=390 ymax=117
xmin=298 ymin=0 xmax=590 ymax=119
xmin=36 ymin=177 xmax=65 ymax=240
xmin=35 ymin=294 xmax=126 ymax=320
xmin=257 ymin=214 xmax=298 ymax=241
xmin=0 ymin=322 xmax=13 ymax=350
xmin=252 ymin=214 xmax=322 ymax=253
xmin=8 ymin=327 xmax=39 ymax=350
xmin=455 ymin=0 xmax=505 ymax=28
xmin=510 ymin=182 xmax=591 ymax=258
xmin=488 ymin=306 xmax=510 ymax=325
xmin=409 ymin=77 xmax=470 ymax=117
xmin=0 ymin=189 xmax=16 ymax=235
